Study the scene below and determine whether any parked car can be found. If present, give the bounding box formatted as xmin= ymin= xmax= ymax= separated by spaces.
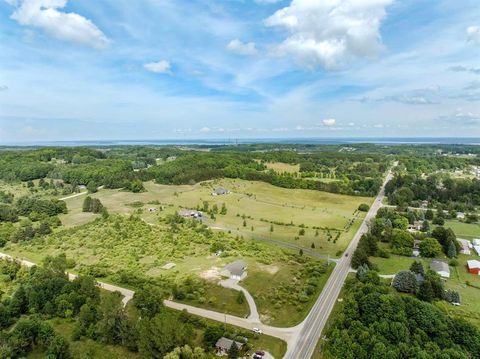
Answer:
xmin=252 ymin=328 xmax=263 ymax=334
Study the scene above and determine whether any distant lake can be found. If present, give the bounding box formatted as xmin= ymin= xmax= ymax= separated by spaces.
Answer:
xmin=2 ymin=137 xmax=480 ymax=147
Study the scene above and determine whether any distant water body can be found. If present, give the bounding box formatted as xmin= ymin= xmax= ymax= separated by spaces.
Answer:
xmin=2 ymin=137 xmax=480 ymax=147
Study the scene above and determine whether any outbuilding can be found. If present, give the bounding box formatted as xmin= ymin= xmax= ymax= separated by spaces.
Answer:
xmin=430 ymin=260 xmax=450 ymax=278
xmin=467 ymin=260 xmax=480 ymax=275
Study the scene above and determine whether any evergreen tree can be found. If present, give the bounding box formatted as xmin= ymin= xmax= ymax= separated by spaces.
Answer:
xmin=447 ymin=241 xmax=457 ymax=258
xmin=82 ymin=196 xmax=92 ymax=212
xmin=410 ymin=261 xmax=425 ymax=276
xmin=227 ymin=342 xmax=239 ymax=359
xmin=417 ymin=280 xmax=435 ymax=302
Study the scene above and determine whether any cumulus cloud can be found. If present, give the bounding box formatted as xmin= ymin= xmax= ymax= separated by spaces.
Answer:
xmin=0 ymin=85 xmax=8 ymax=92
xmin=322 ymin=118 xmax=336 ymax=126
xmin=265 ymin=0 xmax=393 ymax=70
xmin=227 ymin=39 xmax=258 ymax=56
xmin=143 ymin=60 xmax=171 ymax=74
xmin=8 ymin=0 xmax=110 ymax=49
xmin=467 ymin=26 xmax=480 ymax=45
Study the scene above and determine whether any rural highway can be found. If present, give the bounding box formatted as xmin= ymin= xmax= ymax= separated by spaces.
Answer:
xmin=1 ymin=165 xmax=395 ymax=358
xmin=283 ymin=165 xmax=395 ymax=359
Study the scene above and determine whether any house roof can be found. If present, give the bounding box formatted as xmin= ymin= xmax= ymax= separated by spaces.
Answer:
xmin=224 ymin=260 xmax=247 ymax=277
xmin=215 ymin=337 xmax=243 ymax=350
xmin=457 ymin=239 xmax=471 ymax=250
xmin=467 ymin=260 xmax=480 ymax=269
xmin=430 ymin=260 xmax=450 ymax=273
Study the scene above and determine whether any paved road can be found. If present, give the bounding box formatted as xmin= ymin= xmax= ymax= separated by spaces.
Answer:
xmin=283 ymin=165 xmax=395 ymax=359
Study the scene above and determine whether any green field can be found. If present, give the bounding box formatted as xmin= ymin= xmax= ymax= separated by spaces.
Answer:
xmin=264 ymin=162 xmax=300 ymax=174
xmin=444 ymin=220 xmax=480 ymax=240
xmin=370 ymin=255 xmax=430 ymax=275
xmin=243 ymin=261 xmax=334 ymax=327
xmin=4 ymin=212 xmax=330 ymax=322
xmin=59 ymin=179 xmax=372 ymax=257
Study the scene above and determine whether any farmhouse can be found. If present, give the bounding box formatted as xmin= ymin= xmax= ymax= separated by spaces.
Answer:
xmin=178 ymin=209 xmax=203 ymax=219
xmin=457 ymin=239 xmax=472 ymax=255
xmin=467 ymin=260 xmax=480 ymax=275
xmin=456 ymin=212 xmax=466 ymax=220
xmin=221 ymin=260 xmax=247 ymax=280
xmin=215 ymin=337 xmax=243 ymax=355
xmin=212 ymin=187 xmax=230 ymax=196
xmin=430 ymin=260 xmax=450 ymax=278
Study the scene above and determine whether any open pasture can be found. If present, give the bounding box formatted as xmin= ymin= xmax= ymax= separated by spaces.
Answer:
xmin=60 ymin=179 xmax=371 ymax=257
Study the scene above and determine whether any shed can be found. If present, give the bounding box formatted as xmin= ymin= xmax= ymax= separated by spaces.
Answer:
xmin=430 ymin=260 xmax=450 ymax=278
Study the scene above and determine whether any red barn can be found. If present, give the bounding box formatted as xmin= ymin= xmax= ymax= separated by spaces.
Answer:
xmin=467 ymin=260 xmax=480 ymax=275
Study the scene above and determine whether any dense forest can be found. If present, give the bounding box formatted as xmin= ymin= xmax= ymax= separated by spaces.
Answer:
xmin=0 ymin=255 xmax=268 ymax=358
xmin=0 ymin=144 xmax=478 ymax=199
xmin=324 ymin=272 xmax=480 ymax=359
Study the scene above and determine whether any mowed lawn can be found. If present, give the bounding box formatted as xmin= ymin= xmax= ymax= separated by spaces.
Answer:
xmin=445 ymin=220 xmax=480 ymax=240
xmin=59 ymin=179 xmax=372 ymax=257
xmin=371 ymin=251 xmax=480 ymax=329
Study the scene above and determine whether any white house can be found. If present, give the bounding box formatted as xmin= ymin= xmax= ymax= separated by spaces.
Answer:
xmin=430 ymin=260 xmax=450 ymax=278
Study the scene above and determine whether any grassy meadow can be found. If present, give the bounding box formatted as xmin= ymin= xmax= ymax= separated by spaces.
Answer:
xmin=59 ymin=178 xmax=371 ymax=257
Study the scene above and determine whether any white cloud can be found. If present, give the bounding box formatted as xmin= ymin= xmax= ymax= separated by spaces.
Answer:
xmin=467 ymin=26 xmax=480 ymax=45
xmin=143 ymin=60 xmax=171 ymax=74
xmin=0 ymin=85 xmax=8 ymax=92
xmin=437 ymin=108 xmax=480 ymax=126
xmin=8 ymin=0 xmax=110 ymax=49
xmin=322 ymin=118 xmax=336 ymax=126
xmin=265 ymin=0 xmax=393 ymax=70
xmin=227 ymin=39 xmax=258 ymax=56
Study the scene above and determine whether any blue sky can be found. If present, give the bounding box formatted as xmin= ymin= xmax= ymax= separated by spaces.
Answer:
xmin=0 ymin=0 xmax=479 ymax=142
